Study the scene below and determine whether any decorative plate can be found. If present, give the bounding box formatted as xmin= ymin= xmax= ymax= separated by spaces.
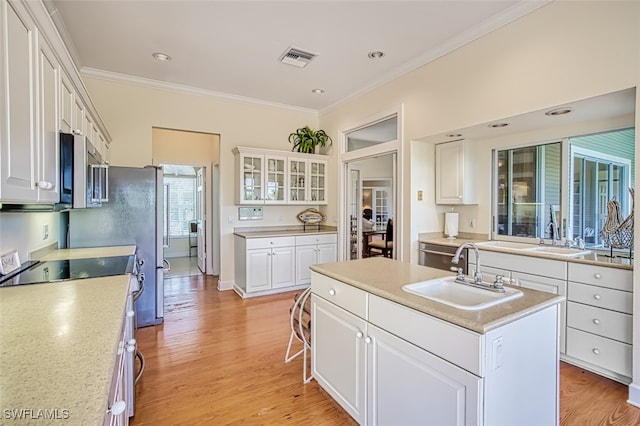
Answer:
xmin=297 ymin=208 xmax=326 ymax=225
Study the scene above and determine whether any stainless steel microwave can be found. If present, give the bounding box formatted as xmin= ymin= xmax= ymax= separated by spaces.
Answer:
xmin=59 ymin=132 xmax=109 ymax=208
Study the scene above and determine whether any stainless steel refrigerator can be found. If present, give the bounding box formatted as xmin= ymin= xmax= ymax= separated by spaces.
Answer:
xmin=68 ymin=166 xmax=164 ymax=327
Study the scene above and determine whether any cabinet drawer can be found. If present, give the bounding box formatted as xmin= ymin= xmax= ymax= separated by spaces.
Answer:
xmin=567 ymin=302 xmax=631 ymax=344
xmin=368 ymin=294 xmax=482 ymax=376
xmin=566 ymin=327 xmax=631 ymax=378
xmin=246 ymin=236 xmax=296 ymax=249
xmin=479 ymin=251 xmax=566 ymax=280
xmin=567 ymin=263 xmax=632 ymax=291
xmin=568 ymin=281 xmax=632 ymax=314
xmin=296 ymin=233 xmax=337 ymax=246
xmin=311 ymin=272 xmax=367 ymax=319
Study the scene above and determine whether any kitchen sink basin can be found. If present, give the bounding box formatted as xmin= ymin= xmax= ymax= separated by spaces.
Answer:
xmin=402 ymin=276 xmax=523 ymax=311
xmin=477 ymin=241 xmax=538 ymax=250
xmin=524 ymin=246 xmax=591 ymax=257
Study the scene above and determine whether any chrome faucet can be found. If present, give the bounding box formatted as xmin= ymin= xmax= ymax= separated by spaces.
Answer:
xmin=452 ymin=242 xmax=482 ymax=284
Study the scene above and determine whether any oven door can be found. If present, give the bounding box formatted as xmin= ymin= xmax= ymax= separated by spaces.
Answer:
xmin=419 ymin=243 xmax=467 ymax=274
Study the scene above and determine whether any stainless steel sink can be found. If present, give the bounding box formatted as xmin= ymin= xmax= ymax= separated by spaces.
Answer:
xmin=476 ymin=241 xmax=538 ymax=250
xmin=524 ymin=246 xmax=591 ymax=257
xmin=402 ymin=276 xmax=523 ymax=310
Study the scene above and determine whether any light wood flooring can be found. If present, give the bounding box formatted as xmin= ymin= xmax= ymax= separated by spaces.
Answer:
xmin=132 ymin=274 xmax=640 ymax=425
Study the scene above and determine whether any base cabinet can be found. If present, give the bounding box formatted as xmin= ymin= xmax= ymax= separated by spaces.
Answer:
xmin=295 ymin=234 xmax=337 ymax=285
xmin=104 ymin=321 xmax=128 ymax=426
xmin=311 ymin=271 xmax=559 ymax=426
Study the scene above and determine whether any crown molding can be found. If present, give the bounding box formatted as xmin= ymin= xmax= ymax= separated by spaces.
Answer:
xmin=80 ymin=68 xmax=319 ymax=116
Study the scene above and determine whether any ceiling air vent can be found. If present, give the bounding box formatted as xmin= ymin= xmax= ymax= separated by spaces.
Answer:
xmin=279 ymin=47 xmax=316 ymax=68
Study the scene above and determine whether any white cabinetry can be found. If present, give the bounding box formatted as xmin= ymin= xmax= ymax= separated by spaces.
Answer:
xmin=565 ymin=263 xmax=632 ymax=383
xmin=1 ymin=0 xmax=110 ymax=204
xmin=1 ymin=0 xmax=39 ymax=202
xmin=435 ymin=139 xmax=477 ymax=204
xmin=288 ymin=157 xmax=327 ymax=204
xmin=234 ymin=235 xmax=299 ymax=296
xmin=36 ymin=34 xmax=60 ymax=202
xmin=233 ymin=146 xmax=328 ymax=205
xmin=295 ymin=234 xmax=337 ymax=285
xmin=311 ymin=271 xmax=559 ymax=426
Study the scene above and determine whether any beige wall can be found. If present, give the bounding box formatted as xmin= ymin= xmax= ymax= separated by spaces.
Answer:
xmin=152 ymin=127 xmax=220 ymax=166
xmin=83 ymin=77 xmax=319 ymax=287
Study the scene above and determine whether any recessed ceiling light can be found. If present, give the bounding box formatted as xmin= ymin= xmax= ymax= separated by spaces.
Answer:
xmin=545 ymin=107 xmax=573 ymax=116
xmin=311 ymin=88 xmax=325 ymax=94
xmin=368 ymin=51 xmax=385 ymax=59
xmin=446 ymin=133 xmax=462 ymax=138
xmin=489 ymin=122 xmax=509 ymax=128
xmin=152 ymin=52 xmax=171 ymax=61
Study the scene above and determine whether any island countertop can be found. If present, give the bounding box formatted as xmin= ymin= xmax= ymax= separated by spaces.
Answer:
xmin=0 ymin=275 xmax=130 ymax=424
xmin=310 ymin=257 xmax=563 ymax=334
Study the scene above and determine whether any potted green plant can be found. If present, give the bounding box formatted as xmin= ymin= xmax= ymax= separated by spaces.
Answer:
xmin=288 ymin=126 xmax=332 ymax=153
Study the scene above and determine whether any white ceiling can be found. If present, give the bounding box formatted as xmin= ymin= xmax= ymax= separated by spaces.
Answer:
xmin=45 ymin=0 xmax=548 ymax=113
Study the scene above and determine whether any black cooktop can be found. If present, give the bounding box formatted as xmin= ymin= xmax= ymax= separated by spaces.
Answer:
xmin=0 ymin=256 xmax=135 ymax=288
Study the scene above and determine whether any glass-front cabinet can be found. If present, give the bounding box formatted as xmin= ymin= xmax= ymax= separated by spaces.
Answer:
xmin=233 ymin=146 xmax=327 ymax=205
xmin=287 ymin=158 xmax=327 ymax=204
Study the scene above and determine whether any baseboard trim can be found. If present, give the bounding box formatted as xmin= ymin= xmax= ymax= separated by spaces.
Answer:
xmin=628 ymin=383 xmax=640 ymax=407
xmin=218 ymin=279 xmax=235 ymax=291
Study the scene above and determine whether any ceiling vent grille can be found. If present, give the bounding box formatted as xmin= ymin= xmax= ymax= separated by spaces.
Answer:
xmin=279 ymin=47 xmax=316 ymax=68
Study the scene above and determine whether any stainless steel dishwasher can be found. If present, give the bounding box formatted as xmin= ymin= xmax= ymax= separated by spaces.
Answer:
xmin=418 ymin=242 xmax=468 ymax=274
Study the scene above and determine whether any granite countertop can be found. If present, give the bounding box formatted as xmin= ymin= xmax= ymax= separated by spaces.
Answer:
xmin=0 ymin=275 xmax=130 ymax=424
xmin=234 ymin=226 xmax=337 ymax=238
xmin=310 ymin=257 xmax=564 ymax=334
xmin=419 ymin=236 xmax=633 ymax=270
xmin=39 ymin=245 xmax=136 ymax=261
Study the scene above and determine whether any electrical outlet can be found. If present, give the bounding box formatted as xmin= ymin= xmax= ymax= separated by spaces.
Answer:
xmin=228 ymin=214 xmax=234 ymax=224
xmin=469 ymin=218 xmax=476 ymax=228
xmin=417 ymin=190 xmax=423 ymax=201
xmin=42 ymin=224 xmax=49 ymax=240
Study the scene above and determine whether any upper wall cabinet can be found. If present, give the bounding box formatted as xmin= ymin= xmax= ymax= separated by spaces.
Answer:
xmin=0 ymin=0 xmax=110 ymax=204
xmin=435 ymin=140 xmax=477 ymax=205
xmin=0 ymin=0 xmax=59 ymax=202
xmin=233 ymin=146 xmax=328 ymax=205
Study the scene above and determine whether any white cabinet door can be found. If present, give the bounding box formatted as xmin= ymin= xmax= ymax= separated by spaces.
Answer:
xmin=368 ymin=324 xmax=481 ymax=426
xmin=74 ymin=96 xmax=85 ymax=135
xmin=0 ymin=0 xmax=38 ymax=202
xmin=312 ymin=295 xmax=367 ymax=425
xmin=271 ymin=246 xmax=295 ymax=288
xmin=237 ymin=153 xmax=264 ymax=204
xmin=308 ymin=159 xmax=327 ymax=204
xmin=36 ymin=36 xmax=60 ymax=202
xmin=295 ymin=244 xmax=316 ymax=284
xmin=246 ymin=249 xmax=271 ymax=292
xmin=264 ymin=155 xmax=286 ymax=204
xmin=435 ymin=140 xmax=476 ymax=204
xmin=60 ymin=72 xmax=73 ymax=134
xmin=317 ymin=243 xmax=337 ymax=264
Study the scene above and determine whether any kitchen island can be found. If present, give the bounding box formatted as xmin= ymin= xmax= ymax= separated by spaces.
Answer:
xmin=310 ymin=257 xmax=564 ymax=425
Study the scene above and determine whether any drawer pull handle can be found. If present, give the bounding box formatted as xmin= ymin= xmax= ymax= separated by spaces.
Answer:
xmin=594 ymin=273 xmax=602 ymax=279
xmin=593 ymin=319 xmax=600 ymax=325
xmin=593 ymin=294 xmax=601 ymax=300
xmin=592 ymin=348 xmax=600 ymax=355
xmin=356 ymin=331 xmax=363 ymax=338
xmin=364 ymin=337 xmax=372 ymax=344
xmin=328 ymin=289 xmax=336 ymax=296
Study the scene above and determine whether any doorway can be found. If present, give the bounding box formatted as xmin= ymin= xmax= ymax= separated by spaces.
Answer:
xmin=346 ymin=155 xmax=396 ymax=259
xmin=341 ymin=110 xmax=401 ymax=261
xmin=162 ymin=163 xmax=204 ymax=278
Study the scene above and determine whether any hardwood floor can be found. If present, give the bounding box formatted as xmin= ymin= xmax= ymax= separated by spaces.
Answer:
xmin=132 ymin=274 xmax=640 ymax=425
